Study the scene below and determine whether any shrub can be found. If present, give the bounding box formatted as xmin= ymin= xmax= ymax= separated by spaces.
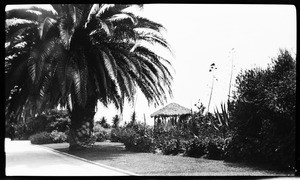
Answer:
xmin=112 ymin=122 xmax=154 ymax=152
xmin=13 ymin=122 xmax=30 ymax=140
xmin=94 ymin=131 xmax=110 ymax=142
xmin=128 ymin=134 xmax=154 ymax=152
xmin=227 ymin=49 xmax=296 ymax=170
xmin=26 ymin=115 xmax=49 ymax=135
xmin=11 ymin=109 xmax=70 ymax=140
xmin=110 ymin=128 xmax=121 ymax=142
xmin=50 ymin=130 xmax=68 ymax=143
xmin=159 ymin=138 xmax=186 ymax=155
xmin=45 ymin=116 xmax=70 ymax=133
xmin=29 ymin=132 xmax=53 ymax=144
xmin=206 ymin=137 xmax=226 ymax=160
xmin=160 ymin=139 xmax=177 ymax=155
xmin=184 ymin=137 xmax=207 ymax=158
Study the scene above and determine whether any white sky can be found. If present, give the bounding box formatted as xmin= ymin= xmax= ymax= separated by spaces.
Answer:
xmin=6 ymin=4 xmax=297 ymax=126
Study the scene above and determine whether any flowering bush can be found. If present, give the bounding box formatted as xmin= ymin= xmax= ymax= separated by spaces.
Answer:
xmin=50 ymin=130 xmax=68 ymax=143
xmin=93 ymin=123 xmax=111 ymax=142
xmin=110 ymin=128 xmax=122 ymax=142
xmin=111 ymin=122 xmax=154 ymax=152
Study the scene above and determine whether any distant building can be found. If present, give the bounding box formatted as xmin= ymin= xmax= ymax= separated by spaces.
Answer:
xmin=151 ymin=103 xmax=192 ymax=129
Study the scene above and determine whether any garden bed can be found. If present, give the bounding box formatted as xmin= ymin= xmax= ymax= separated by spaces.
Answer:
xmin=41 ymin=142 xmax=292 ymax=176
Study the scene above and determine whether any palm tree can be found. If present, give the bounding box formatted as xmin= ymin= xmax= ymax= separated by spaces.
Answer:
xmin=5 ymin=4 xmax=174 ymax=150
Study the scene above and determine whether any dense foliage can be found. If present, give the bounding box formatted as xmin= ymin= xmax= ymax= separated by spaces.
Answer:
xmin=29 ymin=132 xmax=54 ymax=144
xmin=30 ymin=131 xmax=68 ymax=144
xmin=98 ymin=117 xmax=110 ymax=129
xmin=10 ymin=109 xmax=70 ymax=140
xmin=93 ymin=123 xmax=111 ymax=142
xmin=226 ymin=49 xmax=296 ymax=170
xmin=111 ymin=122 xmax=154 ymax=152
xmin=111 ymin=102 xmax=229 ymax=158
xmin=112 ymin=115 xmax=120 ymax=129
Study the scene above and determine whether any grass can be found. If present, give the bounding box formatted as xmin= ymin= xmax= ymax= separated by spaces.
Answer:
xmin=42 ymin=142 xmax=293 ymax=176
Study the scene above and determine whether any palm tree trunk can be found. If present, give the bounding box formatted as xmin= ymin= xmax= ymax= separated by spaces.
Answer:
xmin=69 ymin=96 xmax=97 ymax=150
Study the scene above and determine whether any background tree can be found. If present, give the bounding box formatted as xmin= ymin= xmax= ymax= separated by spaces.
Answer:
xmin=5 ymin=4 xmax=174 ymax=150
xmin=226 ymin=49 xmax=296 ymax=170
xmin=99 ymin=117 xmax=109 ymax=128
xmin=112 ymin=115 xmax=120 ymax=129
xmin=129 ymin=111 xmax=137 ymax=126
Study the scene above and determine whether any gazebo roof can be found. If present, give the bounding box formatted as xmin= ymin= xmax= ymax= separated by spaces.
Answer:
xmin=150 ymin=103 xmax=192 ymax=118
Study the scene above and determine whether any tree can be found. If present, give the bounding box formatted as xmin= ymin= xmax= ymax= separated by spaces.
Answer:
xmin=112 ymin=115 xmax=120 ymax=129
xmin=130 ymin=111 xmax=137 ymax=125
xmin=98 ymin=117 xmax=109 ymax=128
xmin=5 ymin=4 xmax=174 ymax=150
xmin=227 ymin=49 xmax=296 ymax=169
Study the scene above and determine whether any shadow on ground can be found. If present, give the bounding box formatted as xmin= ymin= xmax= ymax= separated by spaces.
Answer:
xmin=42 ymin=142 xmax=293 ymax=176
xmin=224 ymin=160 xmax=294 ymax=174
xmin=44 ymin=142 xmax=138 ymax=161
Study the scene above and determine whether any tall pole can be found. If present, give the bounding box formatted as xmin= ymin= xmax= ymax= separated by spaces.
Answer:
xmin=207 ymin=72 xmax=215 ymax=113
xmin=228 ymin=48 xmax=235 ymax=101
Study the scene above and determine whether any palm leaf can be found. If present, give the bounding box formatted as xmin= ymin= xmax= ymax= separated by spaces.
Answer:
xmin=40 ymin=17 xmax=57 ymax=40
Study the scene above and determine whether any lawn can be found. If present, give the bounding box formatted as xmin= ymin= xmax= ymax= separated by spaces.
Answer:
xmin=42 ymin=142 xmax=293 ymax=176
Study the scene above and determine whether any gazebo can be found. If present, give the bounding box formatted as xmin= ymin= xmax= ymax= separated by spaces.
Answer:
xmin=151 ymin=103 xmax=192 ymax=128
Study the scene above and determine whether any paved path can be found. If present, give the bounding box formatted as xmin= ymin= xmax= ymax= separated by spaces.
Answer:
xmin=5 ymin=139 xmax=137 ymax=176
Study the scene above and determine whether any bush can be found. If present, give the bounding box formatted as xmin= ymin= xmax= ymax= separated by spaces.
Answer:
xmin=128 ymin=134 xmax=154 ymax=152
xmin=93 ymin=123 xmax=111 ymax=142
xmin=159 ymin=138 xmax=186 ymax=155
xmin=11 ymin=109 xmax=70 ymax=140
xmin=45 ymin=116 xmax=70 ymax=133
xmin=110 ymin=128 xmax=121 ymax=142
xmin=30 ymin=132 xmax=53 ymax=144
xmin=111 ymin=122 xmax=154 ymax=152
xmin=93 ymin=131 xmax=109 ymax=142
xmin=206 ymin=137 xmax=226 ymax=160
xmin=227 ymin=49 xmax=296 ymax=170
xmin=50 ymin=130 xmax=68 ymax=143
xmin=26 ymin=115 xmax=49 ymax=135
xmin=13 ymin=122 xmax=30 ymax=140
xmin=122 ymin=126 xmax=154 ymax=152
xmin=184 ymin=137 xmax=207 ymax=158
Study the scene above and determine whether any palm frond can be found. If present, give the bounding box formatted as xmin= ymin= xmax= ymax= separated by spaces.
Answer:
xmin=39 ymin=17 xmax=57 ymax=40
xmin=107 ymin=13 xmax=137 ymax=26
xmin=135 ymin=16 xmax=165 ymax=32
